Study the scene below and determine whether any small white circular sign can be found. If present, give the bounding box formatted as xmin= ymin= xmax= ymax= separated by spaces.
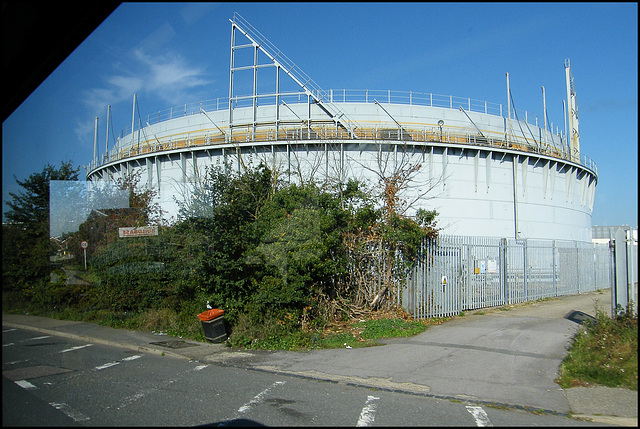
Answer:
xmin=80 ymin=241 xmax=88 ymax=249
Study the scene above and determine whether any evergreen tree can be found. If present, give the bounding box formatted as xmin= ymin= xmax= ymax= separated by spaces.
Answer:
xmin=3 ymin=161 xmax=79 ymax=290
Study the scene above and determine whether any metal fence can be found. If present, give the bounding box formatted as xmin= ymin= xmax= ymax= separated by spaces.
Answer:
xmin=404 ymin=235 xmax=612 ymax=319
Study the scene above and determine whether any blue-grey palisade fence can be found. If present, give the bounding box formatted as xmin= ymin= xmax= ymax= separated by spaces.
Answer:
xmin=404 ymin=235 xmax=611 ymax=319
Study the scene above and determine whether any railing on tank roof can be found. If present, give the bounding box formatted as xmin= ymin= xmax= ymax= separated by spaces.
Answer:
xmin=115 ymin=89 xmax=557 ymax=138
xmin=97 ymin=89 xmax=596 ymax=176
xmin=92 ymin=120 xmax=597 ymax=178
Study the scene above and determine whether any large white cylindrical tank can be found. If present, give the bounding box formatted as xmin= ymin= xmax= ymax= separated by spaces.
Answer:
xmin=87 ymin=94 xmax=597 ymax=242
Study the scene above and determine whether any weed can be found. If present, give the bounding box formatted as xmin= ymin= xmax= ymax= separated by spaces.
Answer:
xmin=556 ymin=303 xmax=637 ymax=390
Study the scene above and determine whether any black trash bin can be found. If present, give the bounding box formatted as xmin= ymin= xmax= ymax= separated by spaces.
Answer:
xmin=198 ymin=309 xmax=227 ymax=343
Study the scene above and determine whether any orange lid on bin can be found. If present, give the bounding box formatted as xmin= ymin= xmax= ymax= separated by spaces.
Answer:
xmin=198 ymin=309 xmax=224 ymax=321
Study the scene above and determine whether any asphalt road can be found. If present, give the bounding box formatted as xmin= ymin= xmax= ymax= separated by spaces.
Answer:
xmin=2 ymin=326 xmax=609 ymax=426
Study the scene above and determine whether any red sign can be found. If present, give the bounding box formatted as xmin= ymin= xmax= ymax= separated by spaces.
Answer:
xmin=118 ymin=226 xmax=158 ymax=238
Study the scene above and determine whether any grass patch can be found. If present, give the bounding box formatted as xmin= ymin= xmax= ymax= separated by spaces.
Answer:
xmin=556 ymin=304 xmax=637 ymax=390
xmin=226 ymin=312 xmax=443 ymax=351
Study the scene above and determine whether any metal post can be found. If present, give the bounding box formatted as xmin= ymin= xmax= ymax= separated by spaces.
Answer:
xmin=512 ymin=154 xmax=519 ymax=239
xmin=275 ymin=66 xmax=280 ymax=138
xmin=131 ymin=94 xmax=136 ymax=146
xmin=552 ymin=240 xmax=557 ymax=296
xmin=105 ymin=105 xmax=111 ymax=162
xmin=506 ymin=73 xmax=511 ymax=144
xmin=500 ymin=238 xmax=508 ymax=305
xmin=252 ymin=44 xmax=257 ymax=140
xmin=228 ymin=21 xmax=235 ymax=143
xmin=576 ymin=241 xmax=580 ymax=293
xmin=523 ymin=239 xmax=528 ymax=300
xmin=542 ymin=86 xmax=548 ymax=147
xmin=93 ymin=117 xmax=98 ymax=168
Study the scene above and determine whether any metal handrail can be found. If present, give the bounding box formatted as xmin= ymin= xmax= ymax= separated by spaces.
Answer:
xmin=93 ymin=121 xmax=597 ymax=177
xmin=117 ymin=89 xmax=558 ymax=138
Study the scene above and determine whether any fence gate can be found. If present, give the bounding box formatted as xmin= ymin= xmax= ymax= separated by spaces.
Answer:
xmin=405 ymin=237 xmax=463 ymax=318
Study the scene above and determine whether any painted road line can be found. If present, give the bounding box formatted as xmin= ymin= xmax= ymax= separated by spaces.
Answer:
xmin=15 ymin=380 xmax=37 ymax=389
xmin=95 ymin=362 xmax=120 ymax=370
xmin=466 ymin=405 xmax=493 ymax=427
xmin=108 ymin=364 xmax=206 ymax=411
xmin=19 ymin=335 xmax=51 ymax=342
xmin=96 ymin=355 xmax=142 ymax=369
xmin=121 ymin=355 xmax=142 ymax=362
xmin=115 ymin=392 xmax=148 ymax=411
xmin=356 ymin=395 xmax=380 ymax=427
xmin=59 ymin=344 xmax=93 ymax=353
xmin=3 ymin=343 xmax=15 ymax=347
xmin=5 ymin=359 xmax=30 ymax=365
xmin=237 ymin=381 xmax=287 ymax=414
xmin=49 ymin=402 xmax=90 ymax=422
xmin=2 ymin=328 xmax=17 ymax=333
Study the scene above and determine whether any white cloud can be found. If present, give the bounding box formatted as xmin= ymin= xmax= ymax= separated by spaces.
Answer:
xmin=132 ymin=49 xmax=210 ymax=102
xmin=76 ymin=47 xmax=211 ymax=142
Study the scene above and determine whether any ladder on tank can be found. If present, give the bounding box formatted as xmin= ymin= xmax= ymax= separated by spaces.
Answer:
xmin=229 ymin=12 xmax=361 ymax=140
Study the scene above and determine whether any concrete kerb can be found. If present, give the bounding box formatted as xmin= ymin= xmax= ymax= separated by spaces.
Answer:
xmin=2 ymin=320 xmax=191 ymax=362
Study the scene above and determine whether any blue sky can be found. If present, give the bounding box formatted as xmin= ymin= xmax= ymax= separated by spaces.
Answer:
xmin=3 ymin=2 xmax=637 ymax=228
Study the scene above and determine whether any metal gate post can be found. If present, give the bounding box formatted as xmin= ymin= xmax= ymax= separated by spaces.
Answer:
xmin=552 ymin=240 xmax=557 ymax=296
xmin=523 ymin=239 xmax=528 ymax=300
xmin=500 ymin=238 xmax=508 ymax=304
xmin=576 ymin=241 xmax=580 ymax=293
xmin=611 ymin=227 xmax=630 ymax=317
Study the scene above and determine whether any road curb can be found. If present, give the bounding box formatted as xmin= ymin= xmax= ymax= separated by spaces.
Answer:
xmin=570 ymin=414 xmax=638 ymax=427
xmin=2 ymin=321 xmax=190 ymax=362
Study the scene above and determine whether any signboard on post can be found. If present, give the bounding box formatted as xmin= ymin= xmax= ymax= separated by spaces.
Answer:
xmin=80 ymin=241 xmax=88 ymax=270
xmin=118 ymin=226 xmax=158 ymax=238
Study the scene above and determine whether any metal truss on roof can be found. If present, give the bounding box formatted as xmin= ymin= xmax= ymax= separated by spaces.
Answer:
xmin=228 ymin=12 xmax=361 ymax=141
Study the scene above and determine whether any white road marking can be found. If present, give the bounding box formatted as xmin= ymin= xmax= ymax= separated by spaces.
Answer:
xmin=19 ymin=335 xmax=51 ymax=342
xmin=59 ymin=344 xmax=93 ymax=353
xmin=5 ymin=359 xmax=30 ymax=365
xmin=2 ymin=328 xmax=17 ymax=333
xmin=356 ymin=395 xmax=380 ymax=427
xmin=15 ymin=380 xmax=37 ymax=389
xmin=121 ymin=355 xmax=142 ymax=361
xmin=95 ymin=361 xmax=120 ymax=370
xmin=237 ymin=381 xmax=286 ymax=414
xmin=95 ymin=354 xmax=142 ymax=369
xmin=49 ymin=402 xmax=90 ymax=422
xmin=115 ymin=392 xmax=148 ymax=410
xmin=466 ymin=405 xmax=493 ymax=427
xmin=3 ymin=343 xmax=15 ymax=347
xmin=108 ymin=363 xmax=207 ymax=411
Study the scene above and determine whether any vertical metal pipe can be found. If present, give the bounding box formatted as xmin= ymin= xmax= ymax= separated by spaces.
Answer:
xmin=513 ymin=154 xmax=519 ymax=239
xmin=131 ymin=94 xmax=136 ymax=146
xmin=562 ymin=100 xmax=567 ymax=149
xmin=506 ymin=73 xmax=511 ymax=144
xmin=252 ymin=44 xmax=257 ymax=140
xmin=93 ymin=116 xmax=98 ymax=167
xmin=275 ymin=66 xmax=280 ymax=137
xmin=228 ymin=22 xmax=235 ymax=142
xmin=542 ymin=86 xmax=548 ymax=147
xmin=105 ymin=105 xmax=111 ymax=162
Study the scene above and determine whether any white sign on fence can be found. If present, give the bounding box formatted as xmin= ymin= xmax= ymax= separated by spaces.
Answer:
xmin=487 ymin=259 xmax=498 ymax=273
xmin=119 ymin=226 xmax=158 ymax=238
